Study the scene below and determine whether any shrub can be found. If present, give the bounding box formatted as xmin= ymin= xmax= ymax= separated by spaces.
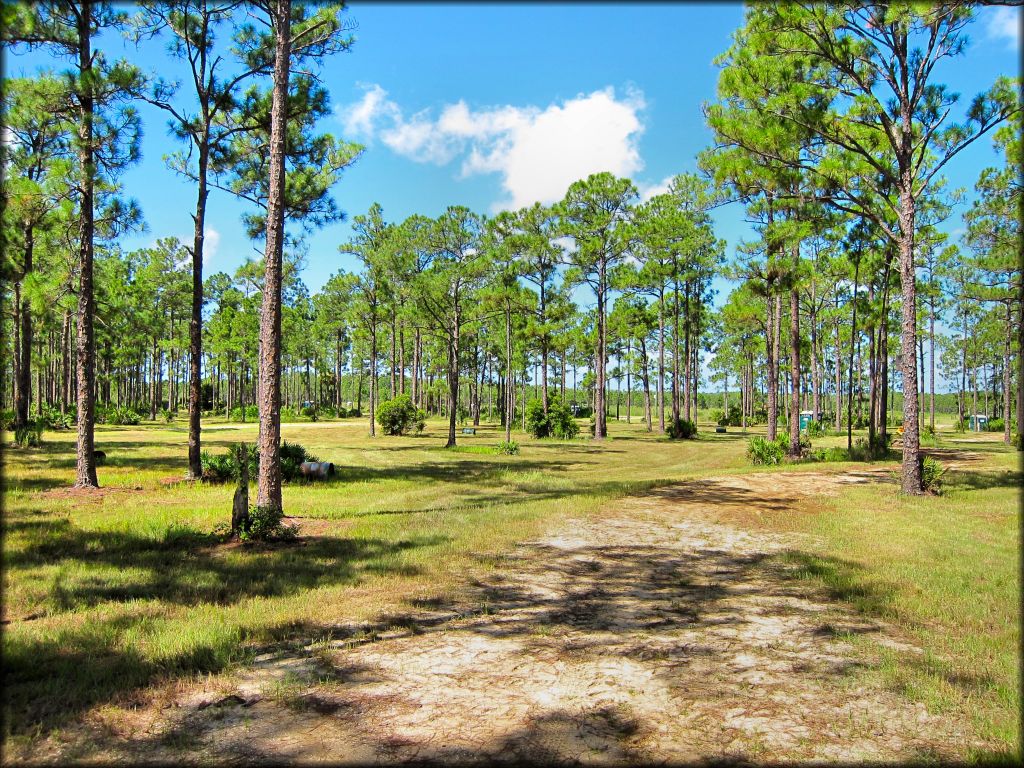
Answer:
xmin=805 ymin=420 xmax=826 ymax=438
xmin=161 ymin=408 xmax=174 ymax=423
xmin=921 ymin=456 xmax=946 ymax=494
xmin=988 ymin=418 xmax=1004 ymax=433
xmin=666 ymin=417 xmax=697 ymax=440
xmin=280 ymin=440 xmax=320 ymax=481
xmin=711 ymin=408 xmax=725 ymax=426
xmin=229 ymin=404 xmax=259 ymax=422
xmin=954 ymin=419 xmax=967 ymax=433
xmin=40 ymin=406 xmax=72 ymax=430
xmin=376 ymin=394 xmax=423 ymax=436
xmin=526 ymin=397 xmax=579 ymax=439
xmin=810 ymin=446 xmax=848 ymax=463
xmin=201 ymin=441 xmax=319 ymax=483
xmin=14 ymin=419 xmax=44 ymax=447
xmin=496 ymin=440 xmax=520 ymax=455
xmin=0 ymin=409 xmax=15 ymax=430
xmin=242 ymin=504 xmax=297 ymax=542
xmin=747 ymin=435 xmax=784 ymax=465
xmin=200 ymin=449 xmax=236 ymax=482
xmin=105 ymin=405 xmax=141 ymax=425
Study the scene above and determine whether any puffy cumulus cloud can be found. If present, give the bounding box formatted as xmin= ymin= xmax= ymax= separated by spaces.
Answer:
xmin=204 ymin=227 xmax=220 ymax=260
xmin=339 ymin=83 xmax=399 ymax=137
xmin=337 ymin=84 xmax=647 ymax=210
xmin=984 ymin=6 xmax=1020 ymax=49
xmin=637 ymin=175 xmax=674 ymax=202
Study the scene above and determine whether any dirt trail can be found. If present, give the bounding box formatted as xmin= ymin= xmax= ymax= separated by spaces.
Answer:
xmin=69 ymin=468 xmax=981 ymax=764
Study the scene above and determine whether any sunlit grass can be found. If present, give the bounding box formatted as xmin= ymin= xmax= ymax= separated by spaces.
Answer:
xmin=1 ymin=413 xmax=1018 ymax=759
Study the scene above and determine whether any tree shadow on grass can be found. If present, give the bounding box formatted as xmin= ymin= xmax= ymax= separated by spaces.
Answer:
xmin=943 ymin=468 xmax=1023 ymax=492
xmin=122 ymin=498 xmax=913 ymax=764
xmin=3 ymin=521 xmax=447 ymax=739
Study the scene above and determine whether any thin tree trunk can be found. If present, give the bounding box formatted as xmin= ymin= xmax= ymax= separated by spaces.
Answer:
xmin=14 ymin=226 xmax=34 ymax=429
xmin=74 ymin=0 xmax=99 ymax=487
xmin=256 ymin=0 xmax=292 ymax=514
xmin=766 ymin=289 xmax=778 ymax=442
xmin=186 ymin=140 xmax=209 ymax=479
xmin=1003 ymin=303 xmax=1011 ymax=444
xmin=789 ymin=277 xmax=801 ymax=456
xmin=657 ymin=291 xmax=665 ymax=432
xmin=594 ymin=264 xmax=607 ymax=439
xmin=897 ymin=187 xmax=922 ymax=492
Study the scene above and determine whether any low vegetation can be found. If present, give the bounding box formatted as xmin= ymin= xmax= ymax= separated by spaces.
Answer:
xmin=2 ymin=416 xmax=1017 ymax=761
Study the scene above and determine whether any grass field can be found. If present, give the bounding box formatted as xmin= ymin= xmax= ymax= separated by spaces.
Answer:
xmin=2 ymin=414 xmax=1019 ymax=760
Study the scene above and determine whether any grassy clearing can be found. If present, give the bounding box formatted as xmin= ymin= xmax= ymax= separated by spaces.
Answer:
xmin=790 ymin=451 xmax=1020 ymax=761
xmin=1 ymin=415 xmax=1019 ymax=759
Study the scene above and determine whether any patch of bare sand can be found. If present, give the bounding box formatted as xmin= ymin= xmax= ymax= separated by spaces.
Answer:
xmin=33 ymin=469 xmax=983 ymax=765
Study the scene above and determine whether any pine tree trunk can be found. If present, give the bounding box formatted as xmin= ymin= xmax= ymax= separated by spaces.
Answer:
xmin=14 ymin=226 xmax=33 ymax=429
xmin=766 ymin=289 xmax=778 ymax=442
xmin=74 ymin=0 xmax=99 ymax=488
xmin=897 ymin=184 xmax=922 ymax=493
xmin=1003 ymin=303 xmax=1011 ymax=444
xmin=657 ymin=291 xmax=665 ymax=432
xmin=256 ymin=0 xmax=292 ymax=514
xmin=789 ymin=281 xmax=801 ymax=456
xmin=186 ymin=142 xmax=208 ymax=479
xmin=594 ymin=263 xmax=607 ymax=439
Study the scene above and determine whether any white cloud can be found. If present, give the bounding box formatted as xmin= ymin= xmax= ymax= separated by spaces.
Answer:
xmin=984 ymin=6 xmax=1020 ymax=49
xmin=204 ymin=227 xmax=220 ymax=260
xmin=638 ymin=175 xmax=674 ymax=202
xmin=338 ymin=84 xmax=647 ymax=210
xmin=339 ymin=83 xmax=400 ymax=137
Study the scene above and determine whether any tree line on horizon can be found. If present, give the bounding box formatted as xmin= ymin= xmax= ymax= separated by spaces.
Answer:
xmin=2 ymin=1 xmax=1020 ymax=517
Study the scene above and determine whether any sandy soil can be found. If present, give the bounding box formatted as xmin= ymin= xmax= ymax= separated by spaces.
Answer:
xmin=31 ymin=468 xmax=983 ymax=765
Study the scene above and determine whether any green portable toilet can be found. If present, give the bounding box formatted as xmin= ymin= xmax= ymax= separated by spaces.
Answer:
xmin=799 ymin=411 xmax=814 ymax=431
xmin=969 ymin=414 xmax=988 ymax=431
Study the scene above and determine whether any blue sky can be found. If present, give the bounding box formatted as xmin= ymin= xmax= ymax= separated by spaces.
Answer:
xmin=6 ymin=2 xmax=1021 ymax=307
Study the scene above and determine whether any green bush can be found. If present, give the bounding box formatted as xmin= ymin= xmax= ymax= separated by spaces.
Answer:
xmin=666 ymin=417 xmax=697 ymax=440
xmin=573 ymin=405 xmax=593 ymax=419
xmin=526 ymin=397 xmax=579 ymax=439
xmin=242 ymin=504 xmax=297 ymax=542
xmin=805 ymin=420 xmax=826 ymax=438
xmin=14 ymin=419 xmax=44 ymax=447
xmin=496 ymin=440 xmax=520 ymax=455
xmin=711 ymin=405 xmax=741 ymax=427
xmin=0 ymin=409 xmax=14 ymax=430
xmin=201 ymin=441 xmax=319 ymax=483
xmin=39 ymin=406 xmax=72 ymax=430
xmin=376 ymin=394 xmax=424 ymax=436
xmin=200 ymin=449 xmax=236 ymax=482
xmin=105 ymin=405 xmax=141 ymax=425
xmin=810 ymin=446 xmax=848 ymax=463
xmin=229 ymin=404 xmax=259 ymax=422
xmin=921 ymin=456 xmax=946 ymax=494
xmin=747 ymin=435 xmax=784 ymax=465
xmin=988 ymin=418 xmax=1004 ymax=433
xmin=280 ymin=440 xmax=320 ymax=480
xmin=161 ymin=408 xmax=174 ymax=423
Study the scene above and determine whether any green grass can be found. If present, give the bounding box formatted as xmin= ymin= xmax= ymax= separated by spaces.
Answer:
xmin=1 ymin=414 xmax=1019 ymax=759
